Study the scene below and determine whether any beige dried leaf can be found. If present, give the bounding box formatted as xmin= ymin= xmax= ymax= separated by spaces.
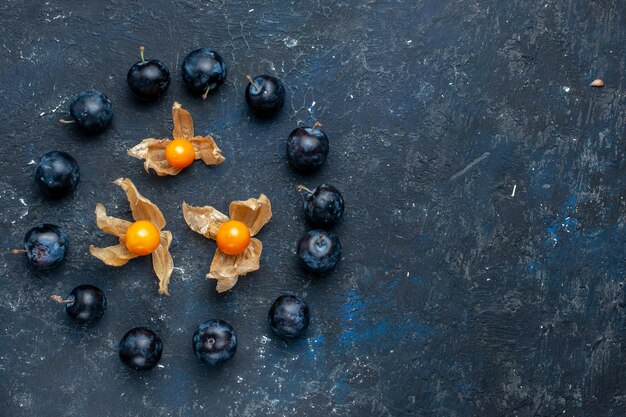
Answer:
xmin=191 ymin=136 xmax=225 ymax=165
xmin=590 ymin=79 xmax=605 ymax=87
xmin=182 ymin=202 xmax=229 ymax=239
xmin=95 ymin=203 xmax=131 ymax=239
xmin=229 ymin=194 xmax=272 ymax=236
xmin=89 ymin=244 xmax=138 ymax=266
xmin=208 ymin=238 xmax=263 ymax=292
xmin=128 ymin=138 xmax=182 ymax=176
xmin=172 ymin=102 xmax=194 ymax=139
xmin=128 ymin=103 xmax=225 ymax=176
xmin=153 ymin=231 xmax=174 ymax=295
xmin=114 ymin=178 xmax=166 ymax=230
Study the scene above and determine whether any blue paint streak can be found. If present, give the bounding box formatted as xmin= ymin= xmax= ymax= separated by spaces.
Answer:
xmin=544 ymin=194 xmax=579 ymax=246
xmin=337 ymin=289 xmax=439 ymax=353
xmin=528 ymin=259 xmax=541 ymax=272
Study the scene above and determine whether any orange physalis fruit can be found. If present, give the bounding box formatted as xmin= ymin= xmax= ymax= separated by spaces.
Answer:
xmin=165 ymin=138 xmax=195 ymax=169
xmin=125 ymin=220 xmax=161 ymax=256
xmin=216 ymin=220 xmax=251 ymax=255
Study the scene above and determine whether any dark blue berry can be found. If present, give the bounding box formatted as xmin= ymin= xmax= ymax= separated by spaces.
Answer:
xmin=127 ymin=56 xmax=170 ymax=100
xmin=182 ymin=48 xmax=227 ymax=98
xmin=53 ymin=285 xmax=106 ymax=325
xmin=286 ymin=124 xmax=329 ymax=173
xmin=297 ymin=230 xmax=341 ymax=273
xmin=119 ymin=327 xmax=163 ymax=371
xmin=68 ymin=90 xmax=113 ymax=132
xmin=245 ymin=74 xmax=285 ymax=117
xmin=192 ymin=319 xmax=237 ymax=366
xmin=299 ymin=184 xmax=344 ymax=227
xmin=269 ymin=295 xmax=309 ymax=338
xmin=21 ymin=224 xmax=67 ymax=270
xmin=34 ymin=151 xmax=80 ymax=198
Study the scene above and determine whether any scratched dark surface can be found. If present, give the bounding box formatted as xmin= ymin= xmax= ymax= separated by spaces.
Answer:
xmin=1 ymin=1 xmax=625 ymax=416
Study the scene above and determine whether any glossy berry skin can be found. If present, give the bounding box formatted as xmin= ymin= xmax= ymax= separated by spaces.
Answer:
xmin=181 ymin=48 xmax=227 ymax=96
xmin=119 ymin=327 xmax=163 ymax=371
xmin=165 ymin=138 xmax=195 ymax=169
xmin=64 ymin=285 xmax=107 ymax=324
xmin=286 ymin=126 xmax=329 ymax=173
xmin=23 ymin=224 xmax=67 ymax=269
xmin=34 ymin=151 xmax=80 ymax=197
xmin=124 ymin=220 xmax=160 ymax=256
xmin=69 ymin=90 xmax=113 ymax=132
xmin=297 ymin=230 xmax=341 ymax=273
xmin=127 ymin=59 xmax=170 ymax=100
xmin=245 ymin=75 xmax=285 ymax=117
xmin=268 ymin=295 xmax=310 ymax=338
xmin=193 ymin=319 xmax=237 ymax=366
xmin=216 ymin=220 xmax=251 ymax=255
xmin=301 ymin=184 xmax=344 ymax=227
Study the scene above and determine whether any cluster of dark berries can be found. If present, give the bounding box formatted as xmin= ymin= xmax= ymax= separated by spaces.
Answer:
xmin=46 ymin=286 xmax=307 ymax=370
xmin=15 ymin=45 xmax=318 ymax=372
xmin=287 ymin=130 xmax=344 ymax=274
xmin=59 ymin=46 xmax=286 ymax=135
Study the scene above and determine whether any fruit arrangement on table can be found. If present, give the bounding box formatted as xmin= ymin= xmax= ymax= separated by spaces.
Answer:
xmin=16 ymin=46 xmax=345 ymax=371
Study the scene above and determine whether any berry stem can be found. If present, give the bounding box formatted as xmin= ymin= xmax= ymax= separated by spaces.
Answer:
xmin=139 ymin=46 xmax=145 ymax=62
xmin=50 ymin=295 xmax=72 ymax=304
xmin=312 ymin=121 xmax=322 ymax=129
xmin=315 ymin=233 xmax=325 ymax=247
xmin=58 ymin=119 xmax=75 ymax=124
xmin=10 ymin=249 xmax=27 ymax=254
xmin=296 ymin=185 xmax=313 ymax=194
xmin=202 ymin=85 xmax=211 ymax=100
xmin=245 ymin=75 xmax=260 ymax=90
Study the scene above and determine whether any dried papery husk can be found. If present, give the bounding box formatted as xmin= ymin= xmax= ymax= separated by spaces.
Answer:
xmin=172 ymin=101 xmax=194 ymax=139
xmin=208 ymin=238 xmax=263 ymax=292
xmin=128 ymin=102 xmax=224 ymax=176
xmin=114 ymin=178 xmax=166 ymax=229
xmin=229 ymin=194 xmax=272 ymax=236
xmin=182 ymin=202 xmax=229 ymax=239
xmin=153 ymin=231 xmax=174 ymax=296
xmin=128 ymin=139 xmax=182 ymax=176
xmin=89 ymin=178 xmax=174 ymax=295
xmin=190 ymin=136 xmax=225 ymax=165
xmin=89 ymin=243 xmax=138 ymax=266
xmin=182 ymin=195 xmax=272 ymax=292
xmin=94 ymin=203 xmax=131 ymax=239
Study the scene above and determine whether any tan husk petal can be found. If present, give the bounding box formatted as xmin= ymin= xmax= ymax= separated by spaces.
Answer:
xmin=190 ymin=136 xmax=225 ymax=165
xmin=89 ymin=244 xmax=138 ymax=266
xmin=182 ymin=202 xmax=229 ymax=239
xmin=127 ymin=139 xmax=182 ymax=176
xmin=114 ymin=178 xmax=166 ymax=230
xmin=207 ymin=238 xmax=263 ymax=292
xmin=229 ymin=194 xmax=272 ymax=236
xmin=172 ymin=102 xmax=194 ymax=139
xmin=153 ymin=231 xmax=174 ymax=296
xmin=95 ymin=203 xmax=131 ymax=239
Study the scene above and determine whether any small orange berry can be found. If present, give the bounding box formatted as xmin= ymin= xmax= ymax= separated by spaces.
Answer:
xmin=125 ymin=220 xmax=161 ymax=256
xmin=216 ymin=220 xmax=251 ymax=255
xmin=165 ymin=138 xmax=195 ymax=169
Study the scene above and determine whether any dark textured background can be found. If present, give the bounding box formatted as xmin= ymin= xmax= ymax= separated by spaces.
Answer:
xmin=1 ymin=1 xmax=625 ymax=416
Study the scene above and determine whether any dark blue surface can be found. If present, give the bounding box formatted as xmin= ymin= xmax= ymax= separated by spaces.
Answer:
xmin=0 ymin=1 xmax=625 ymax=416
